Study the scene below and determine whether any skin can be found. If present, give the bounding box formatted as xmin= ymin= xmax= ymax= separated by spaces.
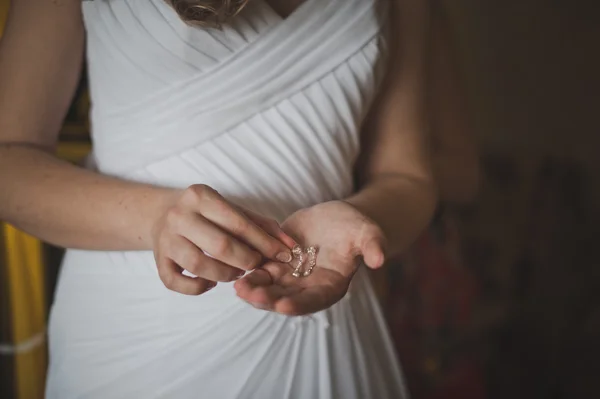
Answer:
xmin=235 ymin=0 xmax=438 ymax=314
xmin=0 ymin=0 xmax=294 ymax=296
xmin=427 ymin=3 xmax=479 ymax=204
xmin=0 ymin=0 xmax=437 ymax=315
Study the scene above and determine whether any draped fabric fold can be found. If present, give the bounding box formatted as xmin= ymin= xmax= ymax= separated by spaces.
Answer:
xmin=86 ymin=0 xmax=386 ymax=176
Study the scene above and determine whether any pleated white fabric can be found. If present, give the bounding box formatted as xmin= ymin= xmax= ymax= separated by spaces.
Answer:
xmin=46 ymin=0 xmax=408 ymax=397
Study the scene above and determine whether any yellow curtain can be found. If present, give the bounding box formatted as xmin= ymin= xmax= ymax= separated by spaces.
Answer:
xmin=2 ymin=226 xmax=47 ymax=399
xmin=0 ymin=0 xmax=6 ymax=28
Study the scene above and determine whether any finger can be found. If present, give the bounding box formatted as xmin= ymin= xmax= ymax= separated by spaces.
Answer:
xmin=234 ymin=270 xmax=276 ymax=309
xmin=157 ymin=257 xmax=216 ymax=296
xmin=235 ymin=268 xmax=273 ymax=290
xmin=261 ymin=261 xmax=292 ymax=282
xmin=275 ymin=286 xmax=337 ymax=316
xmin=167 ymin=235 xmax=244 ymax=282
xmin=234 ymin=268 xmax=292 ymax=299
xmin=235 ymin=271 xmax=300 ymax=310
xmin=235 ymin=261 xmax=318 ymax=304
xmin=361 ymin=237 xmax=386 ymax=269
xmin=243 ymin=208 xmax=297 ymax=249
xmin=178 ymin=213 xmax=262 ymax=271
xmin=275 ymin=270 xmax=349 ymax=315
xmin=222 ymin=208 xmax=293 ymax=263
xmin=188 ymin=188 xmax=293 ymax=263
xmin=239 ymin=285 xmax=285 ymax=310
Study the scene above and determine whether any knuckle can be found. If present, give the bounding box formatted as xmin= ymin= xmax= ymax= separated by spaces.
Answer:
xmin=182 ymin=184 xmax=211 ymax=205
xmin=213 ymin=197 xmax=232 ymax=217
xmin=213 ymin=236 xmax=233 ymax=257
xmin=260 ymin=238 xmax=281 ymax=258
xmin=267 ymin=238 xmax=281 ymax=254
xmin=165 ymin=207 xmax=184 ymax=228
xmin=200 ymin=279 xmax=216 ymax=294
xmin=192 ymin=184 xmax=217 ymax=201
xmin=231 ymin=218 xmax=250 ymax=236
xmin=262 ymin=245 xmax=279 ymax=260
xmin=159 ymin=269 xmax=175 ymax=290
xmin=264 ymin=217 xmax=279 ymax=228
xmin=224 ymin=269 xmax=241 ymax=282
xmin=245 ymin=253 xmax=261 ymax=270
xmin=190 ymin=283 xmax=207 ymax=296
xmin=185 ymin=252 xmax=204 ymax=273
xmin=260 ymin=216 xmax=280 ymax=233
xmin=180 ymin=186 xmax=200 ymax=207
xmin=180 ymin=187 xmax=199 ymax=205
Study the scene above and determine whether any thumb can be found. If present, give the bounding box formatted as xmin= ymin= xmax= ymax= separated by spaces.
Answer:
xmin=361 ymin=234 xmax=386 ymax=269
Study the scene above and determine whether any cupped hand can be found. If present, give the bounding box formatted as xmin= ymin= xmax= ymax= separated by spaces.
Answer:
xmin=152 ymin=185 xmax=296 ymax=295
xmin=234 ymin=200 xmax=386 ymax=315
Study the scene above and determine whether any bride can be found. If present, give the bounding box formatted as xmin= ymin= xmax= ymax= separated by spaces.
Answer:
xmin=0 ymin=0 xmax=436 ymax=397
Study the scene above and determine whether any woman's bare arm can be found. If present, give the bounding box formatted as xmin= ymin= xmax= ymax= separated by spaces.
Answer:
xmin=427 ymin=3 xmax=480 ymax=204
xmin=0 ymin=0 xmax=293 ymax=286
xmin=347 ymin=0 xmax=437 ymax=258
xmin=0 ymin=0 xmax=177 ymax=250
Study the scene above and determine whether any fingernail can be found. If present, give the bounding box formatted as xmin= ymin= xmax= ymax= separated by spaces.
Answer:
xmin=236 ymin=270 xmax=246 ymax=279
xmin=276 ymin=251 xmax=293 ymax=263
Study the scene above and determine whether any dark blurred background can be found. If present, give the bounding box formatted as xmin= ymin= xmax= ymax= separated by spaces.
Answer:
xmin=1 ymin=1 xmax=599 ymax=398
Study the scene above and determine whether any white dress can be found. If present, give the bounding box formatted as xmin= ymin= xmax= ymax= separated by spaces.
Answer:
xmin=46 ymin=0 xmax=408 ymax=397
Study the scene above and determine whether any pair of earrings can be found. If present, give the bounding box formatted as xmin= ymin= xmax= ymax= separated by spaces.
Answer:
xmin=290 ymin=245 xmax=318 ymax=278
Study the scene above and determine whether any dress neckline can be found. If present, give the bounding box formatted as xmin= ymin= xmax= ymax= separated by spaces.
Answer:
xmin=261 ymin=0 xmax=317 ymax=22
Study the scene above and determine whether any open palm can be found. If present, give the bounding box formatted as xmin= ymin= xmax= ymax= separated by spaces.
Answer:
xmin=234 ymin=201 xmax=386 ymax=315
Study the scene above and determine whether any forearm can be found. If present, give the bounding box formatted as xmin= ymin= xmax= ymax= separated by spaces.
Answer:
xmin=0 ymin=145 xmax=177 ymax=250
xmin=345 ymin=175 xmax=437 ymax=258
xmin=433 ymin=154 xmax=479 ymax=204
xmin=428 ymin=3 xmax=479 ymax=204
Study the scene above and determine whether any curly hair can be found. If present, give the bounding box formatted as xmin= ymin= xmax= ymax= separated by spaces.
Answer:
xmin=165 ymin=0 xmax=250 ymax=27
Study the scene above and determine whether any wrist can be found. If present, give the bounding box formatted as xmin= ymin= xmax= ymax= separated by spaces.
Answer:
xmin=343 ymin=182 xmax=392 ymax=225
xmin=145 ymin=187 xmax=182 ymax=249
xmin=344 ymin=176 xmax=437 ymax=257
